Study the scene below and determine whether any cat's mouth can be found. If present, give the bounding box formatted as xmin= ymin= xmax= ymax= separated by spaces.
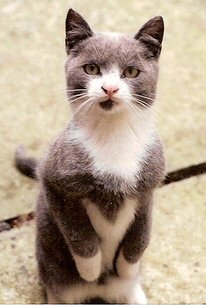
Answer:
xmin=99 ymin=99 xmax=116 ymax=110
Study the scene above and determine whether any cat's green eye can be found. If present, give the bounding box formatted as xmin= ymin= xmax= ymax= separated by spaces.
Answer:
xmin=83 ymin=64 xmax=100 ymax=76
xmin=123 ymin=66 xmax=140 ymax=78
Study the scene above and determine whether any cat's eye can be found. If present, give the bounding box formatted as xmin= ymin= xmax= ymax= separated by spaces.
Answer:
xmin=123 ymin=66 xmax=140 ymax=78
xmin=83 ymin=64 xmax=100 ymax=76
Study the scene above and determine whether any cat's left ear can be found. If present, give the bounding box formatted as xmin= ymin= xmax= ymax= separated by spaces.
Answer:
xmin=134 ymin=16 xmax=164 ymax=59
xmin=65 ymin=9 xmax=93 ymax=53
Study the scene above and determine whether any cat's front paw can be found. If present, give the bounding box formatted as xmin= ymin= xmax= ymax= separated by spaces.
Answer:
xmin=74 ymin=249 xmax=102 ymax=282
xmin=117 ymin=251 xmax=140 ymax=279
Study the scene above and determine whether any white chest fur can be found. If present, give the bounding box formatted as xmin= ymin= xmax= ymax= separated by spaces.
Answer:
xmin=71 ymin=109 xmax=154 ymax=186
xmin=84 ymin=198 xmax=138 ymax=270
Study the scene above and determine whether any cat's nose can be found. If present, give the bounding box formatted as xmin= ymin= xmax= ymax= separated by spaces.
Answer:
xmin=101 ymin=85 xmax=119 ymax=98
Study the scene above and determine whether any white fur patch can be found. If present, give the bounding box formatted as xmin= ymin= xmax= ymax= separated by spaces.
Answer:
xmin=131 ymin=284 xmax=148 ymax=304
xmin=104 ymin=32 xmax=121 ymax=40
xmin=84 ymin=198 xmax=138 ymax=270
xmin=117 ymin=250 xmax=140 ymax=279
xmin=73 ymin=250 xmax=102 ymax=282
xmin=71 ymin=109 xmax=154 ymax=188
xmin=60 ymin=277 xmax=147 ymax=304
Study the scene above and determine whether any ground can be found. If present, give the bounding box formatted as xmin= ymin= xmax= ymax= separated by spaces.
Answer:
xmin=0 ymin=0 xmax=206 ymax=303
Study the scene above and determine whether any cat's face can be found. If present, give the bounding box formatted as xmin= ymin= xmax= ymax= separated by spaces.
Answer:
xmin=65 ymin=9 xmax=164 ymax=117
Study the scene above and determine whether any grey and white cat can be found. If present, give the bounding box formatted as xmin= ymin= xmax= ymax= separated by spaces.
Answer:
xmin=16 ymin=9 xmax=165 ymax=304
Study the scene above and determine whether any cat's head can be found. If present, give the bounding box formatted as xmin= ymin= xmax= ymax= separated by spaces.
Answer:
xmin=65 ymin=9 xmax=164 ymax=118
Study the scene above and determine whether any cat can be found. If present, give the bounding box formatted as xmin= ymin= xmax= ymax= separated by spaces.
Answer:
xmin=15 ymin=8 xmax=165 ymax=304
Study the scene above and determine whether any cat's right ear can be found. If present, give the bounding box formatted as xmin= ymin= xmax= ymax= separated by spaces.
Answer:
xmin=65 ymin=9 xmax=93 ymax=53
xmin=134 ymin=16 xmax=164 ymax=59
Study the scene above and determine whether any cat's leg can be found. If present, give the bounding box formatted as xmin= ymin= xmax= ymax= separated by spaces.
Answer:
xmin=103 ymin=276 xmax=147 ymax=304
xmin=59 ymin=282 xmax=100 ymax=304
xmin=44 ymin=186 xmax=102 ymax=282
xmin=73 ymin=249 xmax=102 ymax=282
xmin=116 ymin=190 xmax=153 ymax=280
xmin=128 ymin=284 xmax=147 ymax=304
xmin=117 ymin=250 xmax=141 ymax=279
xmin=115 ymin=191 xmax=152 ymax=304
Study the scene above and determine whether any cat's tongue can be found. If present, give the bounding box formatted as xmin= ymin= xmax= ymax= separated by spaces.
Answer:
xmin=99 ymin=99 xmax=114 ymax=110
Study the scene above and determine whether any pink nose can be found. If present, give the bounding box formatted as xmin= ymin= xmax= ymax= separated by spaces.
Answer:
xmin=101 ymin=85 xmax=119 ymax=98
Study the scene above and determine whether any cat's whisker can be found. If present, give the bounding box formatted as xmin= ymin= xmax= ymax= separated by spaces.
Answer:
xmin=78 ymin=100 xmax=98 ymax=123
xmin=68 ymin=94 xmax=89 ymax=104
xmin=69 ymin=97 xmax=95 ymax=122
xmin=50 ymin=91 xmax=87 ymax=106
xmin=128 ymin=93 xmax=175 ymax=123
xmin=132 ymin=98 xmax=166 ymax=121
xmin=121 ymin=93 xmax=157 ymax=115
xmin=116 ymin=94 xmax=157 ymax=116
xmin=50 ymin=93 xmax=100 ymax=113
xmin=122 ymin=102 xmax=150 ymax=139
xmin=69 ymin=102 xmax=88 ymax=122
xmin=68 ymin=94 xmax=101 ymax=106
xmin=128 ymin=103 xmax=154 ymax=141
xmin=125 ymin=102 xmax=143 ymax=125
xmin=49 ymin=92 xmax=85 ymax=109
xmin=135 ymin=94 xmax=164 ymax=106
xmin=77 ymin=99 xmax=96 ymax=122
xmin=133 ymin=100 xmax=177 ymax=126
xmin=128 ymin=83 xmax=157 ymax=98
xmin=128 ymin=94 xmax=158 ymax=111
xmin=132 ymin=93 xmax=164 ymax=106
xmin=132 ymin=94 xmax=157 ymax=104
xmin=135 ymin=99 xmax=163 ymax=116
xmin=55 ymin=87 xmax=88 ymax=93
xmin=127 ymin=83 xmax=163 ymax=104
xmin=133 ymin=98 xmax=159 ymax=114
xmin=66 ymin=89 xmax=88 ymax=92
xmin=75 ymin=97 xmax=93 ymax=119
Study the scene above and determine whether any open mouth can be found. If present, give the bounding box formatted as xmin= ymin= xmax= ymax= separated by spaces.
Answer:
xmin=99 ymin=99 xmax=115 ymax=110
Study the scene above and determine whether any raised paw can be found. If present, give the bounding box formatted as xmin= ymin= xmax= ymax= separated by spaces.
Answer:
xmin=74 ymin=249 xmax=102 ymax=282
xmin=117 ymin=251 xmax=140 ymax=279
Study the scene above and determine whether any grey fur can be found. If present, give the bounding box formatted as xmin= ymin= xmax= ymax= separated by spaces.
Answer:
xmin=16 ymin=9 xmax=165 ymax=303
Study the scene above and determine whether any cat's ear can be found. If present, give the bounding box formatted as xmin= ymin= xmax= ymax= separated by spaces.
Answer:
xmin=65 ymin=9 xmax=93 ymax=53
xmin=134 ymin=16 xmax=164 ymax=59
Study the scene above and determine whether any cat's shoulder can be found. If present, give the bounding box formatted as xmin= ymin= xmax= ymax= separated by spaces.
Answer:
xmin=37 ymin=126 xmax=90 ymax=181
xmin=137 ymin=132 xmax=165 ymax=190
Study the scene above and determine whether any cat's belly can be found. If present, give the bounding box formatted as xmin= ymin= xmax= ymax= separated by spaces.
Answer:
xmin=84 ymin=197 xmax=138 ymax=270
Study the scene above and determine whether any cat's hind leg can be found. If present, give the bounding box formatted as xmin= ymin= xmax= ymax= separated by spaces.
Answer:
xmin=104 ymin=276 xmax=147 ymax=304
xmin=128 ymin=284 xmax=147 ymax=304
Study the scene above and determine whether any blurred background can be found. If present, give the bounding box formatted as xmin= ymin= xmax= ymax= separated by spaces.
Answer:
xmin=0 ymin=0 xmax=205 ymax=303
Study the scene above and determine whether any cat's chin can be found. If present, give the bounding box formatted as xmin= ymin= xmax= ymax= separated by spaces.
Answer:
xmin=99 ymin=99 xmax=114 ymax=110
xmin=98 ymin=99 xmax=123 ymax=114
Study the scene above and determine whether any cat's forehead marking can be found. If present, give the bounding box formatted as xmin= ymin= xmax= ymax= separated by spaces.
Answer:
xmin=102 ymin=32 xmax=121 ymax=40
xmin=74 ymin=33 xmax=143 ymax=69
xmin=103 ymin=65 xmax=120 ymax=75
